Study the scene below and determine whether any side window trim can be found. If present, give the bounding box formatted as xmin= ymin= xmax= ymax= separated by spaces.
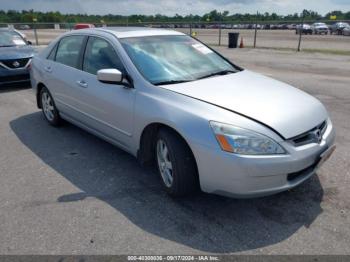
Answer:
xmin=81 ymin=35 xmax=91 ymax=71
xmin=47 ymin=42 xmax=58 ymax=61
xmin=77 ymin=36 xmax=89 ymax=70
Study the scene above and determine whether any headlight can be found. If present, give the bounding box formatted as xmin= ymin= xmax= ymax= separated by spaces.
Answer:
xmin=210 ymin=121 xmax=286 ymax=155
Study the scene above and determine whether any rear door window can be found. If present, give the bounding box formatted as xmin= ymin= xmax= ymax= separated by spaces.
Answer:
xmin=55 ymin=35 xmax=85 ymax=69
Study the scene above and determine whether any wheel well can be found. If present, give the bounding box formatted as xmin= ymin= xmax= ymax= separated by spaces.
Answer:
xmin=138 ymin=123 xmax=198 ymax=170
xmin=36 ymin=83 xmax=46 ymax=108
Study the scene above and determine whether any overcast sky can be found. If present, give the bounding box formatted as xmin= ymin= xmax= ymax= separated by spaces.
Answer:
xmin=1 ymin=0 xmax=349 ymax=16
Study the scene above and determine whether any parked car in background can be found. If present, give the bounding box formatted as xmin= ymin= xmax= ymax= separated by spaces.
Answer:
xmin=252 ymin=24 xmax=261 ymax=29
xmin=329 ymin=22 xmax=349 ymax=35
xmin=31 ymin=27 xmax=335 ymax=198
xmin=343 ymin=26 xmax=350 ymax=36
xmin=0 ymin=28 xmax=34 ymax=86
xmin=73 ymin=23 xmax=95 ymax=30
xmin=311 ymin=22 xmax=329 ymax=35
xmin=19 ymin=24 xmax=31 ymax=30
xmin=280 ymin=24 xmax=289 ymax=30
xmin=296 ymin=24 xmax=312 ymax=34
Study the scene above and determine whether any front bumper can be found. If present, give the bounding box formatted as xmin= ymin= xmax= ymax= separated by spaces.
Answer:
xmin=192 ymin=120 xmax=336 ymax=198
xmin=302 ymin=29 xmax=312 ymax=34
xmin=0 ymin=67 xmax=30 ymax=86
xmin=315 ymin=28 xmax=328 ymax=33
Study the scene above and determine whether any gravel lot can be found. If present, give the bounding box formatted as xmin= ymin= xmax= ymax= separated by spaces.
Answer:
xmin=0 ymin=48 xmax=349 ymax=255
xmin=20 ymin=28 xmax=350 ymax=51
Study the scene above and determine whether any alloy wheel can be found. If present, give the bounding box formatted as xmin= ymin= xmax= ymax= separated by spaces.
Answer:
xmin=41 ymin=91 xmax=55 ymax=121
xmin=156 ymin=139 xmax=173 ymax=187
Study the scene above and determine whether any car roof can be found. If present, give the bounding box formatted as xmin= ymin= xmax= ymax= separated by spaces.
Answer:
xmin=74 ymin=27 xmax=185 ymax=38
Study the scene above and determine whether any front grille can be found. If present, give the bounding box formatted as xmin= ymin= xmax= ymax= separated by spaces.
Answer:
xmin=0 ymin=58 xmax=30 ymax=69
xmin=0 ymin=74 xmax=30 ymax=84
xmin=290 ymin=120 xmax=327 ymax=147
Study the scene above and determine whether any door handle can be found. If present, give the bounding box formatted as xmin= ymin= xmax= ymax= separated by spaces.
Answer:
xmin=44 ymin=66 xmax=52 ymax=73
xmin=76 ymin=80 xmax=88 ymax=88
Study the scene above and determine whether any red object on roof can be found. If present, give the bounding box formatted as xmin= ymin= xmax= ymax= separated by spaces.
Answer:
xmin=73 ymin=23 xmax=95 ymax=30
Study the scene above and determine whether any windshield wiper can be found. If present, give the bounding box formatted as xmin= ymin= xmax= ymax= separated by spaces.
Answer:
xmin=0 ymin=45 xmax=16 ymax=47
xmin=153 ymin=80 xmax=193 ymax=86
xmin=198 ymin=70 xmax=236 ymax=80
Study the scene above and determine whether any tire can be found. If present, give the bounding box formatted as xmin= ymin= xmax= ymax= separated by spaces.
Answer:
xmin=40 ymin=86 xmax=61 ymax=126
xmin=155 ymin=128 xmax=198 ymax=196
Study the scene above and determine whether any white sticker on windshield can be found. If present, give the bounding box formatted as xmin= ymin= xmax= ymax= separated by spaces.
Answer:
xmin=192 ymin=43 xmax=213 ymax=55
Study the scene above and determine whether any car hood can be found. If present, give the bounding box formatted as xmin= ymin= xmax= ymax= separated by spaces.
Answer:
xmin=0 ymin=45 xmax=34 ymax=60
xmin=160 ymin=70 xmax=328 ymax=139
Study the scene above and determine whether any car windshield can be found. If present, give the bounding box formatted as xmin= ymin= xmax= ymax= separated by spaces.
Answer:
xmin=120 ymin=35 xmax=238 ymax=85
xmin=0 ymin=31 xmax=27 ymax=47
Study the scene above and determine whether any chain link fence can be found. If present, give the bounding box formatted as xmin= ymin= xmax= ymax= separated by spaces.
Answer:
xmin=1 ymin=21 xmax=350 ymax=53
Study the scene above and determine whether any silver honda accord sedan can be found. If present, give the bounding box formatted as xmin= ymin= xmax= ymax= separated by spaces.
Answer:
xmin=30 ymin=27 xmax=336 ymax=198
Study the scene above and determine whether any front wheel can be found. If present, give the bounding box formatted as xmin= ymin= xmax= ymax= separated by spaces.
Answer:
xmin=155 ymin=128 xmax=198 ymax=196
xmin=40 ymin=87 xmax=61 ymax=126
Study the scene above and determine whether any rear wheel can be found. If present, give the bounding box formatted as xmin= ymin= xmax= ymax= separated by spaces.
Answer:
xmin=40 ymin=87 xmax=61 ymax=126
xmin=155 ymin=128 xmax=198 ymax=196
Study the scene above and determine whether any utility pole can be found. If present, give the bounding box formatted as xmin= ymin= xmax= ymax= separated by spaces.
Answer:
xmin=297 ymin=12 xmax=304 ymax=52
xmin=253 ymin=11 xmax=258 ymax=48
xmin=32 ymin=18 xmax=38 ymax=45
xmin=219 ymin=24 xmax=221 ymax=46
xmin=218 ymin=15 xmax=222 ymax=46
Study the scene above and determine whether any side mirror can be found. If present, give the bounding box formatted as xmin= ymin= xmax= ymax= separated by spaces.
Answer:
xmin=97 ymin=69 xmax=123 ymax=84
xmin=27 ymin=40 xmax=32 ymax=45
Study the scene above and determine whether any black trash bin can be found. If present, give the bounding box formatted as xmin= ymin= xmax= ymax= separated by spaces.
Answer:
xmin=228 ymin=32 xmax=239 ymax=48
